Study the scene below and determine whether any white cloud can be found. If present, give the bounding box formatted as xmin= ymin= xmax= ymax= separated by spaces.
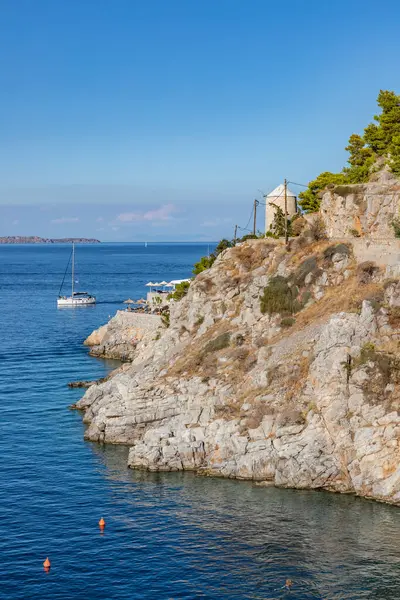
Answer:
xmin=117 ymin=203 xmax=177 ymax=223
xmin=96 ymin=217 xmax=104 ymax=222
xmin=51 ymin=217 xmax=79 ymax=224
xmin=111 ymin=226 xmax=119 ymax=231
xmin=12 ymin=219 xmax=19 ymax=225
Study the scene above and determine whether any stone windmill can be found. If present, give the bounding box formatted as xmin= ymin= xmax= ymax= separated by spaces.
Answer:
xmin=265 ymin=183 xmax=297 ymax=234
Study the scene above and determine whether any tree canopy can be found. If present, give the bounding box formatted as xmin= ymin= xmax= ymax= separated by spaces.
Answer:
xmin=299 ymin=90 xmax=400 ymax=213
xmin=192 ymin=239 xmax=233 ymax=275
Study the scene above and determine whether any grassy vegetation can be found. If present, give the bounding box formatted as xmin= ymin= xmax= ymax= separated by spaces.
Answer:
xmin=260 ymin=252 xmax=326 ymax=317
xmin=204 ymin=332 xmax=231 ymax=353
xmin=280 ymin=317 xmax=296 ymax=327
xmin=260 ymin=276 xmax=301 ymax=316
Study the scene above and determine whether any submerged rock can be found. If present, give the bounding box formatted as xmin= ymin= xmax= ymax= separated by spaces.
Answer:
xmin=68 ymin=380 xmax=96 ymax=388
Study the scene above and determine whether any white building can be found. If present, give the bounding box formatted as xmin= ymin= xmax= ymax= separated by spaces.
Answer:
xmin=265 ymin=184 xmax=297 ymax=234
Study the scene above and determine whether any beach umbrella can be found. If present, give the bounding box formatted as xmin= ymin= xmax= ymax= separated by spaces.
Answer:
xmin=145 ymin=282 xmax=155 ymax=287
xmin=123 ymin=298 xmax=135 ymax=304
xmin=159 ymin=281 xmax=168 ymax=286
xmin=137 ymin=298 xmax=146 ymax=304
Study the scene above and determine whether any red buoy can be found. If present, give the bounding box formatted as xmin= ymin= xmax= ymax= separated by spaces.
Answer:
xmin=99 ymin=517 xmax=105 ymax=528
xmin=43 ymin=557 xmax=51 ymax=570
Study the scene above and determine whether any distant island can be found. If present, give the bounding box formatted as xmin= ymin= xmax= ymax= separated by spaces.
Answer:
xmin=0 ymin=236 xmax=101 ymax=244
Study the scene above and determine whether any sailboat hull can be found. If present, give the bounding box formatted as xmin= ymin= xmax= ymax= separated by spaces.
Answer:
xmin=57 ymin=243 xmax=96 ymax=307
xmin=57 ymin=296 xmax=96 ymax=307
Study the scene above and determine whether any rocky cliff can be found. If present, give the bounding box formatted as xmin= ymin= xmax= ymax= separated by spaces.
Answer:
xmin=321 ymin=169 xmax=400 ymax=239
xmin=76 ymin=236 xmax=400 ymax=505
xmin=84 ymin=311 xmax=161 ymax=361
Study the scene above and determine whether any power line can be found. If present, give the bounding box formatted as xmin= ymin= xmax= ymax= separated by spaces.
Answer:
xmin=257 ymin=186 xmax=285 ymax=206
xmin=242 ymin=204 xmax=255 ymax=231
xmin=236 ymin=187 xmax=286 ymax=237
xmin=288 ymin=180 xmax=308 ymax=188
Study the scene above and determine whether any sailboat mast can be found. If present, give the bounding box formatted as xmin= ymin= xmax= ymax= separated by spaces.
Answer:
xmin=71 ymin=243 xmax=75 ymax=298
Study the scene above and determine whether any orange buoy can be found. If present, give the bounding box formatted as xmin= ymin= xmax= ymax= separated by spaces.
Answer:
xmin=43 ymin=557 xmax=51 ymax=569
xmin=99 ymin=517 xmax=105 ymax=528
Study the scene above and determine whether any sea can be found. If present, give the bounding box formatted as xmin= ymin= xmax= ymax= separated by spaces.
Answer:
xmin=0 ymin=242 xmax=399 ymax=600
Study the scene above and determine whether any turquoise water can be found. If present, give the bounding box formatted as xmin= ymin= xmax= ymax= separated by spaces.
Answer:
xmin=0 ymin=243 xmax=399 ymax=600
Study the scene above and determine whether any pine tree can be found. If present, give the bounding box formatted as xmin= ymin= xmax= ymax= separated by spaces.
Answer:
xmin=299 ymin=90 xmax=400 ymax=213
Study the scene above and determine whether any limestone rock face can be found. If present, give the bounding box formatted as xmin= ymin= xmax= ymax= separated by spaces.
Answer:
xmin=320 ymin=176 xmax=400 ymax=240
xmin=76 ymin=239 xmax=400 ymax=505
xmin=84 ymin=311 xmax=161 ymax=361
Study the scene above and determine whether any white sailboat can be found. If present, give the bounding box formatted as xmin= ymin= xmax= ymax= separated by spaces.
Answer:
xmin=57 ymin=243 xmax=96 ymax=307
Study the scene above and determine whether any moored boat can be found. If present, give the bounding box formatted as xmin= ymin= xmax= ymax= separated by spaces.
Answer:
xmin=57 ymin=243 xmax=96 ymax=307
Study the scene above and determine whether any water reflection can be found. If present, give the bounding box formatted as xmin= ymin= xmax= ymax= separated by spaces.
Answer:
xmin=90 ymin=443 xmax=400 ymax=599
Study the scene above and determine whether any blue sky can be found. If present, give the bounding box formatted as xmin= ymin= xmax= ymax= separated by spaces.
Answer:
xmin=1 ymin=0 xmax=400 ymax=241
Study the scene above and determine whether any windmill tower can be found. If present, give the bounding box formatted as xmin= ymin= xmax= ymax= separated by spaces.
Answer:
xmin=265 ymin=183 xmax=297 ymax=234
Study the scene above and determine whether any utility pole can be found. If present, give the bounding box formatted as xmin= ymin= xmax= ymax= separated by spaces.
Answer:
xmin=253 ymin=199 xmax=258 ymax=236
xmin=284 ymin=179 xmax=288 ymax=245
xmin=233 ymin=224 xmax=238 ymax=244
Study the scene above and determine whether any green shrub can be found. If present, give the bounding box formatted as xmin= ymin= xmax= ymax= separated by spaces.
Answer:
xmin=260 ymin=276 xmax=301 ymax=316
xmin=161 ymin=310 xmax=170 ymax=328
xmin=299 ymin=172 xmax=347 ymax=213
xmin=291 ymin=215 xmax=307 ymax=236
xmin=391 ymin=218 xmax=400 ymax=238
xmin=269 ymin=205 xmax=292 ymax=237
xmin=193 ymin=238 xmax=233 ymax=275
xmin=356 ymin=261 xmax=379 ymax=284
xmin=204 ymin=332 xmax=231 ymax=353
xmin=354 ymin=343 xmax=397 ymax=385
xmin=364 ymin=292 xmax=383 ymax=311
xmin=300 ymin=290 xmax=312 ymax=305
xmin=195 ymin=315 xmax=204 ymax=326
xmin=280 ymin=317 xmax=296 ymax=327
xmin=323 ymin=243 xmax=350 ymax=260
xmin=349 ymin=228 xmax=361 ymax=237
xmin=360 ymin=341 xmax=376 ymax=358
xmin=292 ymin=256 xmax=320 ymax=286
xmin=237 ymin=234 xmax=258 ymax=242
xmin=193 ymin=255 xmax=215 ymax=275
xmin=307 ymin=216 xmax=327 ymax=241
xmin=168 ymin=280 xmax=191 ymax=301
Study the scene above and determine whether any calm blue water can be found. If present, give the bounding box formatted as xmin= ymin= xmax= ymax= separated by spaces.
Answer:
xmin=0 ymin=243 xmax=399 ymax=600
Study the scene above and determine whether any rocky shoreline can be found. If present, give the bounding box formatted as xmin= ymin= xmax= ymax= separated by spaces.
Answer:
xmin=74 ymin=180 xmax=400 ymax=506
